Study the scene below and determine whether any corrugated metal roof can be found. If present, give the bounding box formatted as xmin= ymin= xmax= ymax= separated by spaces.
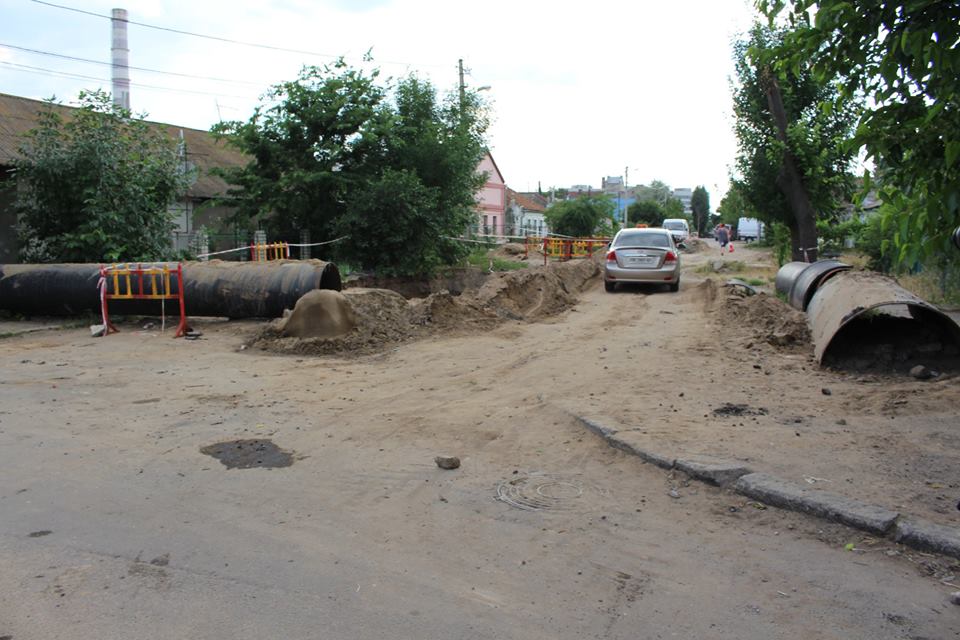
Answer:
xmin=0 ymin=92 xmax=248 ymax=200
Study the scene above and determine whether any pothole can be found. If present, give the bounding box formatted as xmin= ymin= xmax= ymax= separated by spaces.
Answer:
xmin=200 ymin=439 xmax=294 ymax=469
xmin=496 ymin=473 xmax=603 ymax=511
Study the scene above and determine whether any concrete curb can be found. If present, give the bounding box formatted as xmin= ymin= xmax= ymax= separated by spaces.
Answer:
xmin=735 ymin=473 xmax=899 ymax=536
xmin=895 ymin=518 xmax=960 ymax=558
xmin=677 ymin=459 xmax=753 ymax=487
xmin=574 ymin=414 xmax=960 ymax=560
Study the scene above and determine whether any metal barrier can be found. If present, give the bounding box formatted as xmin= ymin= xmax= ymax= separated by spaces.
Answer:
xmin=250 ymin=242 xmax=290 ymax=262
xmin=525 ymin=236 xmax=610 ymax=265
xmin=98 ymin=263 xmax=188 ymax=338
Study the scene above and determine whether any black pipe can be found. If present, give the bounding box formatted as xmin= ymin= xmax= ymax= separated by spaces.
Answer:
xmin=0 ymin=260 xmax=341 ymax=318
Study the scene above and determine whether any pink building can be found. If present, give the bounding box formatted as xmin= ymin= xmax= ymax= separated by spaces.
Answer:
xmin=476 ymin=151 xmax=506 ymax=237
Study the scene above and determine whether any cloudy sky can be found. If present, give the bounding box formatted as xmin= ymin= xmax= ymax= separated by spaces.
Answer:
xmin=1 ymin=0 xmax=760 ymax=202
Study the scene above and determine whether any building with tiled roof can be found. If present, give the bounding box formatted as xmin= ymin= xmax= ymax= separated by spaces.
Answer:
xmin=506 ymin=188 xmax=549 ymax=237
xmin=0 ymin=92 xmax=248 ymax=262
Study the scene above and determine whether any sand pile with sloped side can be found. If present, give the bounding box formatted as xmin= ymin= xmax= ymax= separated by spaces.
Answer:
xmin=246 ymin=259 xmax=601 ymax=357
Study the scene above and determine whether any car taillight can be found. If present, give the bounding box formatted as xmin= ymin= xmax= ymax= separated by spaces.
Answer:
xmin=664 ymin=251 xmax=677 ymax=263
xmin=606 ymin=250 xmax=617 ymax=261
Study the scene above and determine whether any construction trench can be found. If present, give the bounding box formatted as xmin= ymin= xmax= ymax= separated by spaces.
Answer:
xmin=3 ymin=256 xmax=959 ymax=374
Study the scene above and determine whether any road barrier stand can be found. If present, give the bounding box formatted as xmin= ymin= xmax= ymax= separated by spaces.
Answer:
xmin=98 ymin=262 xmax=188 ymax=338
xmin=250 ymin=242 xmax=291 ymax=262
xmin=530 ymin=236 xmax=611 ymax=265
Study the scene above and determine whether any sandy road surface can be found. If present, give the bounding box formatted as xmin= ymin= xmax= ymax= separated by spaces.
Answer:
xmin=0 ymin=247 xmax=958 ymax=639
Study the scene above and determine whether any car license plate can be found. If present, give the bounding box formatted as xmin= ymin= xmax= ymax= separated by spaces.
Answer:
xmin=627 ymin=256 xmax=655 ymax=265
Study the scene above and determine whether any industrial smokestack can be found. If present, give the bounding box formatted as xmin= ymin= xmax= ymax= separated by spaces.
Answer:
xmin=111 ymin=8 xmax=130 ymax=111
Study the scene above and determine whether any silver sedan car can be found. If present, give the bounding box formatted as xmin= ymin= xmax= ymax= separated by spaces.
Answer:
xmin=603 ymin=227 xmax=681 ymax=292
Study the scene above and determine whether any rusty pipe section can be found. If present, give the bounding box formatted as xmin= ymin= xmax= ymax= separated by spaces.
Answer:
xmin=806 ymin=271 xmax=960 ymax=365
xmin=0 ymin=260 xmax=341 ymax=318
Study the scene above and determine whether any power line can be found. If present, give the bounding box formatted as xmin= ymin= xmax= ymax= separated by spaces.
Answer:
xmin=1 ymin=42 xmax=266 ymax=88
xmin=29 ymin=0 xmax=446 ymax=69
xmin=0 ymin=61 xmax=257 ymax=100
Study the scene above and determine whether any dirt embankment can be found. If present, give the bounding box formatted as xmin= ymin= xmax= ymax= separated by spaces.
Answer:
xmin=248 ymin=259 xmax=600 ymax=356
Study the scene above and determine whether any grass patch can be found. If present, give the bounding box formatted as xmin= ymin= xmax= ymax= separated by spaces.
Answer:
xmin=695 ymin=260 xmax=748 ymax=274
xmin=466 ymin=249 xmax=528 ymax=272
xmin=745 ymin=278 xmax=766 ymax=286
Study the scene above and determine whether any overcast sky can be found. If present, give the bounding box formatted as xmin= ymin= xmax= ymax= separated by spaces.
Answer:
xmin=1 ymin=0 xmax=761 ymax=202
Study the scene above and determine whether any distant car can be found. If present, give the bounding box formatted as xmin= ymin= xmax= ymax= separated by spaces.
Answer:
xmin=603 ymin=228 xmax=681 ymax=292
xmin=661 ymin=218 xmax=690 ymax=244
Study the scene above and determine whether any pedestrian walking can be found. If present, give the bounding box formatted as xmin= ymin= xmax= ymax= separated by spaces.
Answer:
xmin=716 ymin=224 xmax=730 ymax=255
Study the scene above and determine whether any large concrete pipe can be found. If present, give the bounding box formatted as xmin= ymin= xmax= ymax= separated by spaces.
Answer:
xmin=787 ymin=260 xmax=851 ymax=311
xmin=807 ymin=271 xmax=960 ymax=367
xmin=775 ymin=260 xmax=852 ymax=311
xmin=774 ymin=261 xmax=809 ymax=297
xmin=0 ymin=260 xmax=341 ymax=318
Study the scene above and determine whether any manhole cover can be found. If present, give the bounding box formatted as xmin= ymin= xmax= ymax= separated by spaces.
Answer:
xmin=200 ymin=439 xmax=293 ymax=469
xmin=496 ymin=473 xmax=602 ymax=511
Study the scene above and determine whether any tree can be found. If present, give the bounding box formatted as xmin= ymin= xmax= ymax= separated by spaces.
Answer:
xmin=12 ymin=90 xmax=190 ymax=262
xmin=212 ymin=60 xmax=392 ymax=243
xmin=627 ymin=200 xmax=665 ymax=227
xmin=335 ymin=76 xmax=487 ymax=274
xmin=633 ymin=179 xmax=674 ymax=207
xmin=213 ymin=60 xmax=488 ymax=275
xmin=730 ymin=23 xmax=859 ymax=260
xmin=717 ymin=183 xmax=753 ymax=226
xmin=690 ymin=186 xmax=711 ymax=236
xmin=758 ymin=0 xmax=960 ymax=264
xmin=662 ymin=197 xmax=685 ymax=220
xmin=544 ymin=196 xmax=616 ymax=237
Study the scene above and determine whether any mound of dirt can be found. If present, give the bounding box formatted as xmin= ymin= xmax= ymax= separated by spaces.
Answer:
xmin=475 ymin=259 xmax=600 ymax=321
xmin=494 ymin=242 xmax=527 ymax=257
xmin=719 ymin=288 xmax=811 ymax=353
xmin=409 ymin=291 xmax=499 ymax=330
xmin=247 ymin=260 xmax=602 ymax=357
xmin=683 ymin=238 xmax=708 ymax=253
xmin=250 ymin=288 xmax=415 ymax=356
xmin=280 ymin=290 xmax=355 ymax=339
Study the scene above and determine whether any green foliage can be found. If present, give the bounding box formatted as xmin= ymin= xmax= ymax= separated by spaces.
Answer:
xmin=690 ymin=186 xmax=711 ymax=235
xmin=730 ymin=23 xmax=859 ymax=249
xmin=212 ymin=61 xmax=392 ymax=241
xmin=717 ymin=183 xmax=753 ymax=226
xmin=816 ymin=216 xmax=862 ymax=256
xmin=465 ymin=249 xmax=527 ymax=271
xmin=544 ymin=196 xmax=616 ymax=237
xmin=12 ymin=90 xmax=191 ymax=262
xmin=769 ymin=220 xmax=792 ymax=266
xmin=627 ymin=200 xmax=665 ymax=227
xmin=662 ymin=197 xmax=685 ymax=219
xmin=758 ymin=0 xmax=960 ymax=264
xmin=633 ymin=180 xmax=673 ymax=206
xmin=212 ymin=61 xmax=487 ymax=275
xmin=855 ymin=212 xmax=895 ymax=273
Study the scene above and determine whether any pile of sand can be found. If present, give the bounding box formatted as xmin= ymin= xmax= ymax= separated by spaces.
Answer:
xmin=718 ymin=286 xmax=812 ymax=353
xmin=247 ymin=259 xmax=601 ymax=357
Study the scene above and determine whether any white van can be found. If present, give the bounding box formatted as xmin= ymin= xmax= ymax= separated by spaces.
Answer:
xmin=736 ymin=217 xmax=764 ymax=241
xmin=661 ymin=219 xmax=690 ymax=244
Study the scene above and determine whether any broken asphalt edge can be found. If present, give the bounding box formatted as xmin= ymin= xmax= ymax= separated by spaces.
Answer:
xmin=572 ymin=413 xmax=960 ymax=561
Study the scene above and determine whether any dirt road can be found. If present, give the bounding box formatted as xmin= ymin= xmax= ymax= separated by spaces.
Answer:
xmin=1 ymin=246 xmax=958 ymax=638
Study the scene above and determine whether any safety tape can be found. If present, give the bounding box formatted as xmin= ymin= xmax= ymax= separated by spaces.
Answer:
xmin=195 ymin=235 xmax=349 ymax=259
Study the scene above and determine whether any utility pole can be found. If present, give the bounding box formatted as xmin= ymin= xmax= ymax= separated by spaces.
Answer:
xmin=458 ymin=58 xmax=466 ymax=112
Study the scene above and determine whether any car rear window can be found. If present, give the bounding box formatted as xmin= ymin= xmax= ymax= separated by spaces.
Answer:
xmin=613 ymin=231 xmax=671 ymax=248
